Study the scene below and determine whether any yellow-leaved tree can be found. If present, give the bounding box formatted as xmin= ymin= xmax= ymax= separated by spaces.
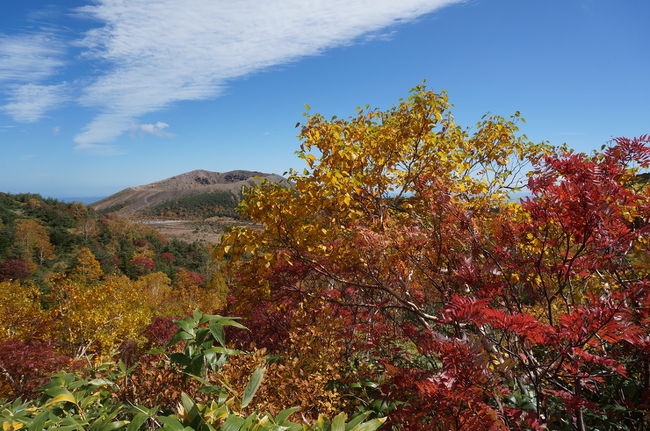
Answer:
xmin=0 ymin=280 xmax=49 ymax=341
xmin=14 ymin=219 xmax=53 ymax=265
xmin=50 ymin=248 xmax=153 ymax=354
xmin=219 ymin=85 xmax=549 ymax=319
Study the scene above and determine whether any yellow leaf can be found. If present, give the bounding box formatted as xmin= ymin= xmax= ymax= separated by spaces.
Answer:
xmin=44 ymin=393 xmax=76 ymax=407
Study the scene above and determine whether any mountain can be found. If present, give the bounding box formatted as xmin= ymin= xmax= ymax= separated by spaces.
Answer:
xmin=91 ymin=169 xmax=287 ymax=218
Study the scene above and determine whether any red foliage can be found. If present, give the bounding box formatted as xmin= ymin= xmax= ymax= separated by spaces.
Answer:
xmin=0 ymin=259 xmax=32 ymax=281
xmin=132 ymin=256 xmax=155 ymax=274
xmin=176 ymin=267 xmax=206 ymax=287
xmin=144 ymin=316 xmax=178 ymax=346
xmin=225 ymin=137 xmax=650 ymax=429
xmin=0 ymin=339 xmax=71 ymax=398
xmin=160 ymin=252 xmax=176 ymax=264
xmin=134 ymin=239 xmax=149 ymax=247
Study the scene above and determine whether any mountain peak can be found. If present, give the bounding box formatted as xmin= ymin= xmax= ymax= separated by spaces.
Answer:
xmin=92 ymin=169 xmax=286 ymax=217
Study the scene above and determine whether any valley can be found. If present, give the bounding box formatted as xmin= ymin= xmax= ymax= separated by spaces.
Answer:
xmin=91 ymin=169 xmax=285 ymax=242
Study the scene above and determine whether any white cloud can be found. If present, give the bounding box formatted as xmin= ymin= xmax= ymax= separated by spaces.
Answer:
xmin=0 ymin=33 xmax=64 ymax=83
xmin=73 ymin=0 xmax=462 ymax=146
xmin=73 ymin=141 xmax=126 ymax=156
xmin=3 ymin=83 xmax=68 ymax=122
xmin=131 ymin=121 xmax=172 ymax=137
xmin=0 ymin=33 xmax=68 ymax=122
xmin=52 ymin=125 xmax=61 ymax=135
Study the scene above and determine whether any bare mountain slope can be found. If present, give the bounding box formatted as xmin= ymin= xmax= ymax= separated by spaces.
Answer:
xmin=91 ymin=169 xmax=287 ymax=218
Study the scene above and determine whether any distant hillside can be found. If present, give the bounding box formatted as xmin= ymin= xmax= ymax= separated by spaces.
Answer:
xmin=0 ymin=192 xmax=211 ymax=283
xmin=91 ymin=169 xmax=287 ymax=219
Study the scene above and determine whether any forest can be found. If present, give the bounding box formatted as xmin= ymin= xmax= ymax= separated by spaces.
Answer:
xmin=144 ymin=191 xmax=240 ymax=219
xmin=1 ymin=86 xmax=648 ymax=430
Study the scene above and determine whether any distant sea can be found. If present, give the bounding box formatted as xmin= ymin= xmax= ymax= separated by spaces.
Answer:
xmin=54 ymin=196 xmax=105 ymax=205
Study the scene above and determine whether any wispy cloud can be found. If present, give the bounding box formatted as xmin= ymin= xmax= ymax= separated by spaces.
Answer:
xmin=73 ymin=0 xmax=462 ymax=147
xmin=0 ymin=33 xmax=67 ymax=122
xmin=0 ymin=33 xmax=64 ymax=83
xmin=131 ymin=121 xmax=172 ymax=138
xmin=73 ymin=141 xmax=126 ymax=156
xmin=3 ymin=83 xmax=68 ymax=122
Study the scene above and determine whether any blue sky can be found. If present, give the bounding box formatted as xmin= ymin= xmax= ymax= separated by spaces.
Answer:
xmin=1 ymin=0 xmax=648 ymax=198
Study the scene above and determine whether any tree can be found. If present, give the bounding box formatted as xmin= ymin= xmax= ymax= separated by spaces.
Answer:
xmin=14 ymin=219 xmax=53 ymax=264
xmin=219 ymin=86 xmax=649 ymax=429
xmin=0 ymin=259 xmax=32 ymax=281
xmin=50 ymin=268 xmax=152 ymax=354
xmin=72 ymin=247 xmax=103 ymax=281
xmin=0 ymin=280 xmax=49 ymax=341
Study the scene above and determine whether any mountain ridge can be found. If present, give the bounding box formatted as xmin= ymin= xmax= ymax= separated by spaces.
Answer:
xmin=91 ymin=169 xmax=287 ymax=218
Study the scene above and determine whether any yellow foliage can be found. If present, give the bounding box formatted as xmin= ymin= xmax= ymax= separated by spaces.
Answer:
xmin=72 ymin=247 xmax=103 ymax=281
xmin=14 ymin=219 xmax=54 ymax=264
xmin=135 ymin=271 xmax=173 ymax=308
xmin=218 ymin=302 xmax=354 ymax=420
xmin=0 ymin=280 xmax=49 ymax=341
xmin=157 ymin=269 xmax=225 ymax=316
xmin=49 ymin=273 xmax=153 ymax=354
xmin=218 ymin=86 xmax=549 ymax=308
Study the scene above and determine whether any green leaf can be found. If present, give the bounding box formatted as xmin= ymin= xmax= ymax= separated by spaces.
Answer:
xmin=158 ymin=416 xmax=185 ymax=431
xmin=275 ymin=407 xmax=300 ymax=424
xmin=214 ymin=317 xmax=248 ymax=331
xmin=169 ymin=353 xmax=191 ymax=366
xmin=168 ymin=330 xmax=193 ymax=346
xmin=29 ymin=411 xmax=49 ymax=431
xmin=209 ymin=322 xmax=225 ymax=346
xmin=204 ymin=347 xmax=244 ymax=356
xmin=345 ymin=412 xmax=370 ymax=430
xmin=99 ymin=421 xmax=131 ymax=430
xmin=241 ymin=366 xmax=266 ymax=408
xmin=175 ymin=318 xmax=196 ymax=335
xmin=331 ymin=412 xmax=347 ymax=431
xmin=126 ymin=412 xmax=150 ymax=431
xmin=88 ymin=378 xmax=114 ymax=386
xmin=180 ymin=393 xmax=198 ymax=422
xmin=221 ymin=416 xmax=245 ymax=431
xmin=349 ymin=418 xmax=386 ymax=431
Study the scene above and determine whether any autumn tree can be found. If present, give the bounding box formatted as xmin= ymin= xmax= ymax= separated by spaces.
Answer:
xmin=49 ymin=249 xmax=153 ymax=354
xmin=219 ymin=86 xmax=649 ymax=429
xmin=14 ymin=219 xmax=53 ymax=265
xmin=72 ymin=247 xmax=103 ymax=281
xmin=0 ymin=280 xmax=49 ymax=341
xmin=0 ymin=259 xmax=32 ymax=281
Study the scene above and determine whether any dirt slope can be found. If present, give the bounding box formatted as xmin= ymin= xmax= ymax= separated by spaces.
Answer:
xmin=91 ymin=169 xmax=286 ymax=217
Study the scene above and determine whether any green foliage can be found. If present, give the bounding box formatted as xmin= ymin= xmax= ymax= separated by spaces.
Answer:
xmin=145 ymin=192 xmax=239 ymax=220
xmin=0 ymin=192 xmax=212 ymax=286
xmin=168 ymin=310 xmax=247 ymax=379
xmin=0 ymin=312 xmax=386 ymax=431
xmin=96 ymin=201 xmax=131 ymax=215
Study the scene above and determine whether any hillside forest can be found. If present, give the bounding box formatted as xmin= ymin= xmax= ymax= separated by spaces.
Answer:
xmin=1 ymin=86 xmax=648 ymax=430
